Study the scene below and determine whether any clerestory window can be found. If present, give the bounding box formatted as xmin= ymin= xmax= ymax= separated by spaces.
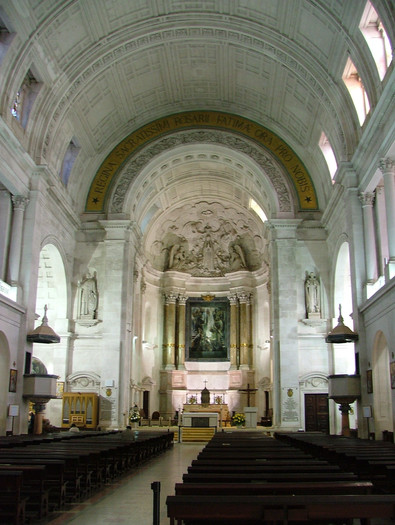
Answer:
xmin=342 ymin=58 xmax=370 ymax=126
xmin=359 ymin=1 xmax=392 ymax=81
xmin=318 ymin=132 xmax=337 ymax=181
xmin=11 ymin=69 xmax=41 ymax=129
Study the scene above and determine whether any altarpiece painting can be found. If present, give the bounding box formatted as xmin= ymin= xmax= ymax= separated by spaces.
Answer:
xmin=186 ymin=298 xmax=229 ymax=361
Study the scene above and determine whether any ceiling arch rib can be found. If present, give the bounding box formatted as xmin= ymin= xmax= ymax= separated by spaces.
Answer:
xmin=87 ymin=111 xmax=319 ymax=216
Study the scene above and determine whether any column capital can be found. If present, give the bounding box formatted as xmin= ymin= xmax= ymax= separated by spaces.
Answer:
xmin=178 ymin=294 xmax=187 ymax=305
xmin=98 ymin=219 xmax=133 ymax=240
xmin=227 ymin=293 xmax=238 ymax=305
xmin=11 ymin=195 xmax=29 ymax=211
xmin=359 ymin=192 xmax=375 ymax=207
xmin=379 ymin=158 xmax=394 ymax=174
xmin=238 ymin=291 xmax=252 ymax=304
xmin=163 ymin=291 xmax=178 ymax=304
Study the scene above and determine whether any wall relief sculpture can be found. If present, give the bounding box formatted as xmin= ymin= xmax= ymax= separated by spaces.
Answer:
xmin=147 ymin=201 xmax=267 ymax=277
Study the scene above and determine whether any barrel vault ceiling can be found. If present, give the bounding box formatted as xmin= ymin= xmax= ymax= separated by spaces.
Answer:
xmin=1 ymin=1 xmax=393 ymax=237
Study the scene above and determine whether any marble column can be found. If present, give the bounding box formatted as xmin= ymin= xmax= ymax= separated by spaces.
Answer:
xmin=0 ymin=189 xmax=12 ymax=281
xmin=163 ymin=292 xmax=177 ymax=369
xmin=238 ymin=291 xmax=249 ymax=369
xmin=177 ymin=294 xmax=187 ymax=369
xmin=359 ymin=192 xmax=378 ymax=282
xmin=379 ymin=159 xmax=395 ymax=274
xmin=228 ymin=293 xmax=238 ymax=369
xmin=247 ymin=293 xmax=253 ymax=368
xmin=7 ymin=195 xmax=29 ymax=285
xmin=374 ymin=186 xmax=388 ymax=276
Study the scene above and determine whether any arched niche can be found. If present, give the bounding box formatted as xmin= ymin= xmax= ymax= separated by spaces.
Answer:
xmin=0 ymin=331 xmax=10 ymax=435
xmin=372 ymin=331 xmax=393 ymax=440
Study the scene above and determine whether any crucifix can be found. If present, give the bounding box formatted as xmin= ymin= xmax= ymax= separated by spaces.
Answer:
xmin=238 ymin=383 xmax=258 ymax=407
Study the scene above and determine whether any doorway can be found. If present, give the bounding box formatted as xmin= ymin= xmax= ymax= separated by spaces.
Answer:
xmin=304 ymin=393 xmax=329 ymax=433
xmin=143 ymin=390 xmax=149 ymax=419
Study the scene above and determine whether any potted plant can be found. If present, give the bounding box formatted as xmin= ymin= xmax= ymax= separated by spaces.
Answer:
xmin=232 ymin=412 xmax=246 ymax=427
xmin=129 ymin=406 xmax=141 ymax=427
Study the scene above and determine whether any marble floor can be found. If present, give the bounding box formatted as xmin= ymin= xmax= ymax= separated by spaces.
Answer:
xmin=38 ymin=442 xmax=204 ymax=525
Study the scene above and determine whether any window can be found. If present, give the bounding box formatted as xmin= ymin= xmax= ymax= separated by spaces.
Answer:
xmin=60 ymin=138 xmax=80 ymax=186
xmin=359 ymin=1 xmax=392 ymax=80
xmin=342 ymin=58 xmax=370 ymax=126
xmin=318 ymin=132 xmax=337 ymax=180
xmin=11 ymin=69 xmax=41 ymax=128
xmin=0 ymin=13 xmax=14 ymax=65
xmin=249 ymin=198 xmax=267 ymax=223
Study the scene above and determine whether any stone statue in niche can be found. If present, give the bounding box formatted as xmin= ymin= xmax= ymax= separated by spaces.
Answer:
xmin=305 ymin=271 xmax=321 ymax=318
xmin=77 ymin=271 xmax=98 ymax=320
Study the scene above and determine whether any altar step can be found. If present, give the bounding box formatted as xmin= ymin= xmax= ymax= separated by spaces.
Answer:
xmin=175 ymin=427 xmax=216 ymax=442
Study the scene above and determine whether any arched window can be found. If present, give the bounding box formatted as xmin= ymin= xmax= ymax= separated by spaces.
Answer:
xmin=318 ymin=132 xmax=337 ymax=180
xmin=342 ymin=58 xmax=370 ymax=126
xmin=359 ymin=1 xmax=392 ymax=81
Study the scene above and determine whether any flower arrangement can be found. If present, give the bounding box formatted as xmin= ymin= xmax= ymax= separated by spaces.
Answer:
xmin=232 ymin=413 xmax=246 ymax=426
xmin=215 ymin=395 xmax=223 ymax=405
xmin=189 ymin=395 xmax=197 ymax=404
xmin=129 ymin=407 xmax=140 ymax=423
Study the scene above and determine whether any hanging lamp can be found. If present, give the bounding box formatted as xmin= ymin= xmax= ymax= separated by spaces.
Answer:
xmin=325 ymin=304 xmax=358 ymax=343
xmin=27 ymin=305 xmax=60 ymax=343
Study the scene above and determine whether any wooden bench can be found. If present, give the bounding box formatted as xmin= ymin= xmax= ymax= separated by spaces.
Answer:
xmin=182 ymin=471 xmax=359 ymax=483
xmin=166 ymin=493 xmax=395 ymax=524
xmin=175 ymin=480 xmax=374 ymax=496
xmin=0 ymin=470 xmax=28 ymax=525
xmin=0 ymin=464 xmax=48 ymax=519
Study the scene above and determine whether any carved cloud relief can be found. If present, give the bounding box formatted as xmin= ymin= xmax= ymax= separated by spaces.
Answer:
xmin=147 ymin=201 xmax=267 ymax=276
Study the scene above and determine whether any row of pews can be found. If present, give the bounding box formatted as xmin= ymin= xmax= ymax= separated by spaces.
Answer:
xmin=166 ymin=430 xmax=395 ymax=524
xmin=0 ymin=428 xmax=174 ymax=524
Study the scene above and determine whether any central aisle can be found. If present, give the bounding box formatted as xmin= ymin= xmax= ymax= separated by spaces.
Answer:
xmin=44 ymin=442 xmax=204 ymax=525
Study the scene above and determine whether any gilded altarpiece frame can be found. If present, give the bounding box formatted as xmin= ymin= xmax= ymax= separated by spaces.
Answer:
xmin=186 ymin=298 xmax=229 ymax=361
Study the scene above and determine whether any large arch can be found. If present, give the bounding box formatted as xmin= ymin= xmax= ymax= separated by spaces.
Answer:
xmin=32 ymin=243 xmax=68 ymax=427
xmin=86 ymin=111 xmax=318 ymax=214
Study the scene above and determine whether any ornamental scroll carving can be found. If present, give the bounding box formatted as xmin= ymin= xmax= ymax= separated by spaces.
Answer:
xmin=147 ymin=201 xmax=268 ymax=277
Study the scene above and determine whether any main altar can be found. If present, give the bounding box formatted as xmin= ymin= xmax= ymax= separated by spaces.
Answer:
xmin=182 ymin=383 xmax=230 ymax=426
xmin=182 ymin=403 xmax=230 ymax=426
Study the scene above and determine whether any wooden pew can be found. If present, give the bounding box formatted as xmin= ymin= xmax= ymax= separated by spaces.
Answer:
xmin=0 ymin=456 xmax=67 ymax=511
xmin=187 ymin=464 xmax=342 ymax=474
xmin=0 ymin=470 xmax=28 ymax=525
xmin=166 ymin=493 xmax=395 ymax=524
xmin=182 ymin=471 xmax=359 ymax=483
xmin=0 ymin=464 xmax=48 ymax=519
xmin=174 ymin=480 xmax=374 ymax=496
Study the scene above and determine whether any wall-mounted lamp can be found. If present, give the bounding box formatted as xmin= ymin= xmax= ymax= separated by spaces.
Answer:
xmin=325 ymin=304 xmax=358 ymax=343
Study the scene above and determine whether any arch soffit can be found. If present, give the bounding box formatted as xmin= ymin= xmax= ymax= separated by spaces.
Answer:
xmin=37 ymin=241 xmax=68 ymax=320
xmin=119 ymin=140 xmax=295 ymax=226
xmin=0 ymin=332 xmax=11 ymax=363
xmin=372 ymin=330 xmax=389 ymax=363
xmin=86 ymin=111 xmax=318 ymax=215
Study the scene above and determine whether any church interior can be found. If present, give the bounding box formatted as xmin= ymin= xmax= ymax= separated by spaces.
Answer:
xmin=0 ymin=1 xmax=394 ymax=446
